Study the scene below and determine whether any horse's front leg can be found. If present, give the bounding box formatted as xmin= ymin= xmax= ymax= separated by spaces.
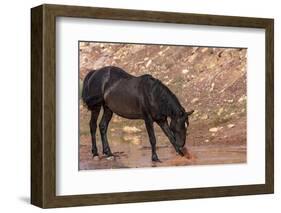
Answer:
xmin=144 ymin=117 xmax=160 ymax=162
xmin=157 ymin=120 xmax=185 ymax=156
xmin=99 ymin=105 xmax=114 ymax=158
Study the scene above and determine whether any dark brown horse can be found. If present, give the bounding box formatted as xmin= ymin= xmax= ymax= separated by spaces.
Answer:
xmin=82 ymin=66 xmax=194 ymax=162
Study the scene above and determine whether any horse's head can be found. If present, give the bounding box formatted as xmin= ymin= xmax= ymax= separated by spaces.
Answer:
xmin=170 ymin=110 xmax=194 ymax=155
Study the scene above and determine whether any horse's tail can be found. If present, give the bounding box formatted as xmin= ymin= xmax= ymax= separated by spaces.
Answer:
xmin=81 ymin=70 xmax=95 ymax=107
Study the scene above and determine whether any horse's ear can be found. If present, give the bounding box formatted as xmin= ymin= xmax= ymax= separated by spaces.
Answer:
xmin=186 ymin=110 xmax=194 ymax=116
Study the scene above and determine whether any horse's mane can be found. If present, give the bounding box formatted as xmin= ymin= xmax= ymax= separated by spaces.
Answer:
xmin=150 ymin=77 xmax=185 ymax=118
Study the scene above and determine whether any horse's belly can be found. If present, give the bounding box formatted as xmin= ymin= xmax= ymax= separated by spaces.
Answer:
xmin=104 ymin=89 xmax=143 ymax=119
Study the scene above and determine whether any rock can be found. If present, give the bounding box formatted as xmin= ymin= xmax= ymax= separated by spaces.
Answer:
xmin=209 ymin=127 xmax=223 ymax=132
xmin=200 ymin=114 xmax=209 ymax=120
xmin=223 ymin=114 xmax=230 ymax=120
xmin=209 ymin=83 xmax=215 ymax=92
xmin=131 ymin=137 xmax=141 ymax=145
xmin=164 ymin=79 xmax=173 ymax=85
xmin=204 ymin=139 xmax=210 ymax=143
xmin=201 ymin=47 xmax=208 ymax=53
xmin=217 ymin=107 xmax=224 ymax=116
xmin=207 ymin=62 xmax=216 ymax=69
xmin=188 ymin=54 xmax=197 ymax=63
xmin=182 ymin=69 xmax=189 ymax=74
xmin=209 ymin=127 xmax=218 ymax=132
xmin=122 ymin=126 xmax=142 ymax=133
xmin=227 ymin=124 xmax=235 ymax=128
xmin=112 ymin=116 xmax=121 ymax=123
xmin=123 ymin=135 xmax=141 ymax=145
xmin=191 ymin=98 xmax=199 ymax=103
xmin=146 ymin=60 xmax=152 ymax=67
xmin=238 ymin=95 xmax=247 ymax=103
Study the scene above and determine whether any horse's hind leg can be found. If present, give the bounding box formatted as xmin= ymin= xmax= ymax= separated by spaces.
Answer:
xmin=99 ymin=105 xmax=113 ymax=158
xmin=90 ymin=105 xmax=101 ymax=157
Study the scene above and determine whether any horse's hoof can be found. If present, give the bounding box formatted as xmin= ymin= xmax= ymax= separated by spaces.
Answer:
xmin=152 ymin=155 xmax=161 ymax=162
xmin=103 ymin=149 xmax=113 ymax=156
xmin=93 ymin=155 xmax=100 ymax=160
xmin=106 ymin=156 xmax=115 ymax=161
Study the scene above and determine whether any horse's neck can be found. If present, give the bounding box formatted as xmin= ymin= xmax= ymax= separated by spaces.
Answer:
xmin=152 ymin=79 xmax=184 ymax=118
xmin=166 ymin=99 xmax=184 ymax=119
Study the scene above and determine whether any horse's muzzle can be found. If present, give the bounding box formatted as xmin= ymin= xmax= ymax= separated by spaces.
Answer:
xmin=176 ymin=147 xmax=185 ymax=156
xmin=176 ymin=145 xmax=190 ymax=157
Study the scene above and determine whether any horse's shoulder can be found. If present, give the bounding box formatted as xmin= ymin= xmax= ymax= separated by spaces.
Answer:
xmin=140 ymin=74 xmax=157 ymax=83
xmin=138 ymin=74 xmax=154 ymax=88
xmin=141 ymin=74 xmax=153 ymax=78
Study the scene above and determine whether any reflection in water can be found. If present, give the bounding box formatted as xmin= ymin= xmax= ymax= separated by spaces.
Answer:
xmin=79 ymin=127 xmax=246 ymax=170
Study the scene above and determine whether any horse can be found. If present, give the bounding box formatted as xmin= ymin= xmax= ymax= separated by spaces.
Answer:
xmin=82 ymin=66 xmax=194 ymax=162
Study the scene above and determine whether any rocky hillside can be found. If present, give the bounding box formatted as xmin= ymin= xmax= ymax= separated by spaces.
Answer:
xmin=80 ymin=42 xmax=246 ymax=142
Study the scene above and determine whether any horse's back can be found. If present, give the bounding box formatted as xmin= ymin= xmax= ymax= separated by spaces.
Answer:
xmin=82 ymin=66 xmax=133 ymax=109
xmin=103 ymin=74 xmax=158 ymax=119
xmin=103 ymin=69 xmax=145 ymax=119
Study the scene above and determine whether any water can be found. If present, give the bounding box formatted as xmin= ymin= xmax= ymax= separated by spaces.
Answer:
xmin=79 ymin=128 xmax=246 ymax=170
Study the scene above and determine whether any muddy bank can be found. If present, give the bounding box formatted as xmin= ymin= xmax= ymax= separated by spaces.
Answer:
xmin=79 ymin=118 xmax=246 ymax=170
xmin=80 ymin=143 xmax=246 ymax=170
